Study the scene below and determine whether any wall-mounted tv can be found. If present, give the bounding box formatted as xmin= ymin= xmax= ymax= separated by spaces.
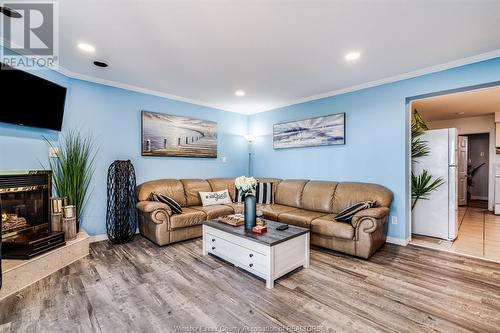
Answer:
xmin=0 ymin=63 xmax=67 ymax=131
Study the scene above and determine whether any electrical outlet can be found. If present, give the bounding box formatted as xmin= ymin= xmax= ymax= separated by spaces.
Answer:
xmin=391 ymin=216 xmax=397 ymax=224
xmin=222 ymin=156 xmax=227 ymax=163
xmin=49 ymin=147 xmax=59 ymax=158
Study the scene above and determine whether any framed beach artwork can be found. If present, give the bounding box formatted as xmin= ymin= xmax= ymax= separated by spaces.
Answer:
xmin=273 ymin=113 xmax=345 ymax=149
xmin=141 ymin=111 xmax=217 ymax=158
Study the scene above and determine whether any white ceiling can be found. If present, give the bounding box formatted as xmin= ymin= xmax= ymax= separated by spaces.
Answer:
xmin=413 ymin=86 xmax=500 ymax=122
xmin=8 ymin=0 xmax=500 ymax=114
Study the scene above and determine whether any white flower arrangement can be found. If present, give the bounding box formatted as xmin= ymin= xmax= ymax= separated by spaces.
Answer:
xmin=235 ymin=176 xmax=257 ymax=196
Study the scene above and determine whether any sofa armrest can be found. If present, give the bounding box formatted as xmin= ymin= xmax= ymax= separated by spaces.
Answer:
xmin=351 ymin=207 xmax=390 ymax=231
xmin=136 ymin=201 xmax=172 ymax=224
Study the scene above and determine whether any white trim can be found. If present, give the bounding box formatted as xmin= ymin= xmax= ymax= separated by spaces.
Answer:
xmin=89 ymin=234 xmax=108 ymax=243
xmin=89 ymin=228 xmax=140 ymax=243
xmin=56 ymin=65 xmax=230 ymax=113
xmin=386 ymin=236 xmax=410 ymax=246
xmin=60 ymin=49 xmax=500 ymax=115
xmin=3 ymin=40 xmax=500 ymax=115
xmin=254 ymin=49 xmax=500 ymax=114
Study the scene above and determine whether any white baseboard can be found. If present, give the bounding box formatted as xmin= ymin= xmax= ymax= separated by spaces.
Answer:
xmin=89 ymin=228 xmax=140 ymax=243
xmin=89 ymin=234 xmax=109 ymax=243
xmin=470 ymin=195 xmax=488 ymax=201
xmin=91 ymin=231 xmax=411 ymax=247
xmin=386 ymin=236 xmax=410 ymax=246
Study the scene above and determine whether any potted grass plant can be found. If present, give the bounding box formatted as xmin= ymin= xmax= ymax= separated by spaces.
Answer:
xmin=46 ymin=129 xmax=97 ymax=231
xmin=411 ymin=110 xmax=445 ymax=210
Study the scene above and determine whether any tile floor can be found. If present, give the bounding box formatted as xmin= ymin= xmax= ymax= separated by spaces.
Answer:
xmin=411 ymin=205 xmax=500 ymax=262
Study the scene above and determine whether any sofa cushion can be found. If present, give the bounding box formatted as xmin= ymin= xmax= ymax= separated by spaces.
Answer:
xmin=136 ymin=179 xmax=186 ymax=206
xmin=207 ymin=178 xmax=236 ymax=201
xmin=332 ymin=182 xmax=393 ymax=214
xmin=274 ymin=179 xmax=308 ymax=208
xmin=300 ymin=181 xmax=338 ymax=213
xmin=180 ymin=179 xmax=212 ymax=206
xmin=278 ymin=209 xmax=328 ymax=228
xmin=191 ymin=204 xmax=234 ymax=219
xmin=224 ymin=202 xmax=244 ymax=214
xmin=258 ymin=204 xmax=298 ymax=221
xmin=169 ymin=208 xmax=207 ymax=230
xmin=311 ymin=215 xmax=355 ymax=239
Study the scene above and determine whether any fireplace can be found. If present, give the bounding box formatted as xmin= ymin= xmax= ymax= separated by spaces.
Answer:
xmin=0 ymin=171 xmax=65 ymax=260
xmin=0 ymin=171 xmax=51 ymax=238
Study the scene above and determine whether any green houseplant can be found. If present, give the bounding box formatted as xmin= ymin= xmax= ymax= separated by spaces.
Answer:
xmin=46 ymin=129 xmax=97 ymax=231
xmin=467 ymin=162 xmax=486 ymax=201
xmin=411 ymin=110 xmax=444 ymax=210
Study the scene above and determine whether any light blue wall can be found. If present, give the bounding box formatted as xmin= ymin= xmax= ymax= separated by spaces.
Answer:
xmin=0 ymin=62 xmax=248 ymax=236
xmin=2 ymin=50 xmax=500 ymax=241
xmin=248 ymin=57 xmax=500 ymax=241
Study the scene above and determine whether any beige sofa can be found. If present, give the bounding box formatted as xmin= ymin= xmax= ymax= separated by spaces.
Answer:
xmin=136 ymin=178 xmax=393 ymax=258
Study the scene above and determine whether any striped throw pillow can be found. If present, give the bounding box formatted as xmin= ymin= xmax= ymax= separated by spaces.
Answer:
xmin=335 ymin=200 xmax=376 ymax=222
xmin=150 ymin=192 xmax=183 ymax=214
xmin=235 ymin=182 xmax=274 ymax=204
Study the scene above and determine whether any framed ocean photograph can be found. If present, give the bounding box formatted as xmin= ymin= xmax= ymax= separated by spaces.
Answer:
xmin=273 ymin=113 xmax=345 ymax=149
xmin=141 ymin=111 xmax=217 ymax=157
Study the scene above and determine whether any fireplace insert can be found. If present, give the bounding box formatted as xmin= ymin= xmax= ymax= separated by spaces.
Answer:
xmin=0 ymin=171 xmax=51 ymax=238
xmin=0 ymin=171 xmax=65 ymax=260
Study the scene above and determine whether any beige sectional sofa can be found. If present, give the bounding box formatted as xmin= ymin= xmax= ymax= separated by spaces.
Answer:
xmin=136 ymin=178 xmax=393 ymax=258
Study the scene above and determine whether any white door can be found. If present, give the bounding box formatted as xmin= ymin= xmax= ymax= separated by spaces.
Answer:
xmin=458 ymin=136 xmax=468 ymax=206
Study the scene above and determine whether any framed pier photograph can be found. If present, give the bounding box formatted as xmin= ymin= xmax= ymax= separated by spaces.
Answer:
xmin=141 ymin=111 xmax=218 ymax=157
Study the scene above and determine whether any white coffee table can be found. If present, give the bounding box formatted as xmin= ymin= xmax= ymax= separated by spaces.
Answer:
xmin=202 ymin=219 xmax=310 ymax=288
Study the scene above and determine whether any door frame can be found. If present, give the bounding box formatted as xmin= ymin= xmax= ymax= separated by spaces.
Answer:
xmin=405 ymin=80 xmax=500 ymax=243
xmin=458 ymin=135 xmax=468 ymax=206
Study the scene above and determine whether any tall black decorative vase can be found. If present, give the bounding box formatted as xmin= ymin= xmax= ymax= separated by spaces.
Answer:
xmin=244 ymin=194 xmax=257 ymax=230
xmin=106 ymin=160 xmax=138 ymax=244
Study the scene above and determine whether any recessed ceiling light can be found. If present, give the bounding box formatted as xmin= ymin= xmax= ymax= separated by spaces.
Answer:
xmin=93 ymin=61 xmax=108 ymax=68
xmin=0 ymin=6 xmax=22 ymax=18
xmin=345 ymin=51 xmax=361 ymax=61
xmin=235 ymin=90 xmax=245 ymax=97
xmin=77 ymin=43 xmax=95 ymax=53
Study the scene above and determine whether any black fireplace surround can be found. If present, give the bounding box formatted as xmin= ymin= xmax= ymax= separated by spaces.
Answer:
xmin=0 ymin=170 xmax=52 ymax=288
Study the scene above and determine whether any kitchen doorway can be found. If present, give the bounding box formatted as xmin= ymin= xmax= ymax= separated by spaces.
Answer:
xmin=408 ymin=84 xmax=500 ymax=262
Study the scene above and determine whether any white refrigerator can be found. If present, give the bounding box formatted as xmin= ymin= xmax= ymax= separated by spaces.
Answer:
xmin=412 ymin=128 xmax=458 ymax=240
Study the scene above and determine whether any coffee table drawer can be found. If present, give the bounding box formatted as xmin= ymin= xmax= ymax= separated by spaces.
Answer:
xmin=206 ymin=233 xmax=267 ymax=274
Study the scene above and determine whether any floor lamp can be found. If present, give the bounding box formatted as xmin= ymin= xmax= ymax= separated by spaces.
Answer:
xmin=244 ymin=135 xmax=254 ymax=176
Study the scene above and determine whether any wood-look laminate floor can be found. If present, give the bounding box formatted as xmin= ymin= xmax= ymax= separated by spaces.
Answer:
xmin=1 ymin=236 xmax=500 ymax=333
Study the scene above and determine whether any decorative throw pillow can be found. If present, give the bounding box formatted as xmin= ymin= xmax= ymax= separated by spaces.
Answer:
xmin=255 ymin=182 xmax=273 ymax=204
xmin=235 ymin=182 xmax=273 ymax=204
xmin=199 ymin=189 xmax=232 ymax=206
xmin=335 ymin=200 xmax=376 ymax=222
xmin=150 ymin=192 xmax=183 ymax=214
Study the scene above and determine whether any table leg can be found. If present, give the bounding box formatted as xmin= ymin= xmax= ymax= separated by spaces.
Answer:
xmin=304 ymin=233 xmax=310 ymax=268
xmin=266 ymin=246 xmax=275 ymax=289
xmin=202 ymin=226 xmax=207 ymax=256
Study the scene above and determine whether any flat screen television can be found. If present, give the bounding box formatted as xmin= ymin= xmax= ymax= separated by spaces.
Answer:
xmin=0 ymin=63 xmax=67 ymax=131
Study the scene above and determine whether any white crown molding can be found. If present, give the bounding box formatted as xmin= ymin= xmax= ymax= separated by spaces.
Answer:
xmin=56 ymin=65 xmax=233 ymax=113
xmin=253 ymin=49 xmax=500 ymax=114
xmin=3 ymin=39 xmax=500 ymax=115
